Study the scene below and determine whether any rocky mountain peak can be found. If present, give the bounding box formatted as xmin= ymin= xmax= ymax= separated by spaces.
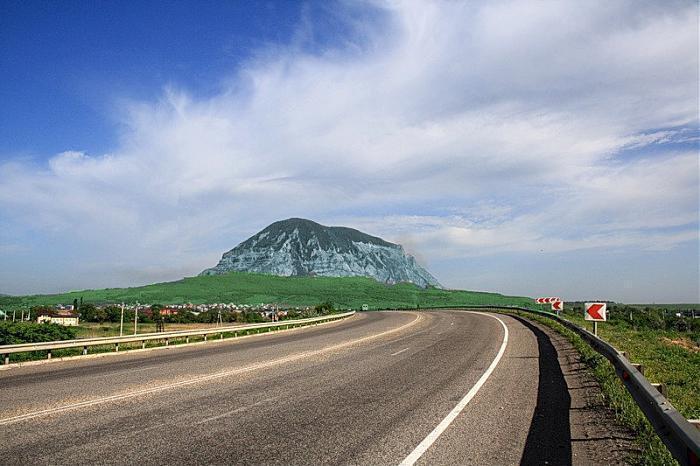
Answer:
xmin=201 ymin=218 xmax=441 ymax=288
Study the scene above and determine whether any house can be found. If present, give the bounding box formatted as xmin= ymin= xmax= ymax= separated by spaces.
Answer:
xmin=159 ymin=308 xmax=178 ymax=316
xmin=37 ymin=310 xmax=80 ymax=326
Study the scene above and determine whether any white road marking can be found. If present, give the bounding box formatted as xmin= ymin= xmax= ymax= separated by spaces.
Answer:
xmin=0 ymin=313 xmax=423 ymax=427
xmin=194 ymin=397 xmax=278 ymax=425
xmin=391 ymin=348 xmax=410 ymax=356
xmin=399 ymin=312 xmax=509 ymax=466
xmin=196 ymin=407 xmax=247 ymax=425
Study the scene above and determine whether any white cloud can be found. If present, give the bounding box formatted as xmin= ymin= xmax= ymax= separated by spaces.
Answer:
xmin=0 ymin=0 xmax=697 ymax=298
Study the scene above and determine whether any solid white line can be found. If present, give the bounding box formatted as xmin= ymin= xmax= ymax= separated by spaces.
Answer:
xmin=391 ymin=348 xmax=410 ymax=356
xmin=399 ymin=312 xmax=509 ymax=466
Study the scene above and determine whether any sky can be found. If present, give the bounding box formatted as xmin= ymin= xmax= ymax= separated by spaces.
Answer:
xmin=0 ymin=0 xmax=698 ymax=303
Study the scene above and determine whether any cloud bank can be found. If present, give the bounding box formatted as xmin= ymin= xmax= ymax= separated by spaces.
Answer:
xmin=1 ymin=0 xmax=698 ymax=301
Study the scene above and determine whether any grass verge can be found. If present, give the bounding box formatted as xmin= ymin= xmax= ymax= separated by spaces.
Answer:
xmin=504 ymin=309 xmax=678 ymax=466
xmin=564 ymin=312 xmax=699 ymax=420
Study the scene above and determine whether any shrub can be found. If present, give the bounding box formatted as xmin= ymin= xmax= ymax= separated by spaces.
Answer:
xmin=0 ymin=321 xmax=77 ymax=345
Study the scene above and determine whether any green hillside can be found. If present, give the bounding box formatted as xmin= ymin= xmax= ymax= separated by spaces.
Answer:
xmin=0 ymin=272 xmax=532 ymax=310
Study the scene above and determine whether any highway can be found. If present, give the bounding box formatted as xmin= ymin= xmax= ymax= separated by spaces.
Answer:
xmin=0 ymin=311 xmax=633 ymax=465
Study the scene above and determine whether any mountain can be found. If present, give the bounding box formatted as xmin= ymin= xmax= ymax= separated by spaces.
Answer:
xmin=200 ymin=218 xmax=442 ymax=288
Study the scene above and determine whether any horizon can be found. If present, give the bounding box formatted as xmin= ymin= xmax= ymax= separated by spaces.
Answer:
xmin=1 ymin=1 xmax=698 ymax=303
xmin=2 ymin=268 xmax=698 ymax=307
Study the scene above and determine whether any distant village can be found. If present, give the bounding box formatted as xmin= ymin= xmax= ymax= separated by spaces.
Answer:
xmin=0 ymin=302 xmax=330 ymax=327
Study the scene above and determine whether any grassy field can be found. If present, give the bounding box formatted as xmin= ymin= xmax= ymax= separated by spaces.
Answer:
xmin=73 ymin=322 xmax=237 ymax=339
xmin=0 ymin=272 xmax=533 ymax=309
xmin=562 ymin=310 xmax=699 ymax=420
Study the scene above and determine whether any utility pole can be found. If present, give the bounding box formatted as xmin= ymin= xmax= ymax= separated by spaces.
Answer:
xmin=134 ymin=302 xmax=139 ymax=335
xmin=20 ymin=310 xmax=24 ymax=321
xmin=12 ymin=310 xmax=16 ymax=322
xmin=119 ymin=302 xmax=125 ymax=337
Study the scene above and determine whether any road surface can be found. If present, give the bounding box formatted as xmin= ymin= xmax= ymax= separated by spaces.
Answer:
xmin=0 ymin=311 xmax=632 ymax=465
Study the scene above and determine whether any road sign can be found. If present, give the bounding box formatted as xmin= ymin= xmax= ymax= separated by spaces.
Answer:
xmin=536 ymin=297 xmax=560 ymax=304
xmin=585 ymin=303 xmax=606 ymax=321
xmin=551 ymin=301 xmax=563 ymax=311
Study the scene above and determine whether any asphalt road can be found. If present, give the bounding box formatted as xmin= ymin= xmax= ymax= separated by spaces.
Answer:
xmin=0 ymin=311 xmax=623 ymax=465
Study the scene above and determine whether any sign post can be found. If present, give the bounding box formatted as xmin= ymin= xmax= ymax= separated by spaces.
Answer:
xmin=584 ymin=302 xmax=607 ymax=336
xmin=119 ymin=303 xmax=125 ymax=337
xmin=551 ymin=300 xmax=563 ymax=315
xmin=134 ymin=302 xmax=140 ymax=335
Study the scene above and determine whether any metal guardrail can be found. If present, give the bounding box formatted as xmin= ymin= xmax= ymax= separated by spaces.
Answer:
xmin=421 ymin=305 xmax=700 ymax=466
xmin=0 ymin=311 xmax=355 ymax=365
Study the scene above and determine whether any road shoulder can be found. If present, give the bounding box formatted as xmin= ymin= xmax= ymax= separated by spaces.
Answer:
xmin=521 ymin=316 xmax=640 ymax=465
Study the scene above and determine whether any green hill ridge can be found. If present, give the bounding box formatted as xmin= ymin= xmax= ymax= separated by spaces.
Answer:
xmin=0 ymin=272 xmax=532 ymax=310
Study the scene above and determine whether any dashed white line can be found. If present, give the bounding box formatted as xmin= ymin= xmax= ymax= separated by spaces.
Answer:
xmin=391 ymin=348 xmax=410 ymax=356
xmin=195 ymin=397 xmax=278 ymax=425
xmin=399 ymin=312 xmax=509 ymax=466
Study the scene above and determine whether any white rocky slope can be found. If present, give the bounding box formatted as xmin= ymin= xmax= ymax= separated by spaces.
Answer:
xmin=201 ymin=218 xmax=441 ymax=288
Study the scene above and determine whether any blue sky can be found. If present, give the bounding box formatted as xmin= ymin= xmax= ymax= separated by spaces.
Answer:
xmin=1 ymin=1 xmax=698 ymax=302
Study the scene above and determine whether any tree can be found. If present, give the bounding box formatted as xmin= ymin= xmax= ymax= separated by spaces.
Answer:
xmin=78 ymin=303 xmax=105 ymax=323
xmin=30 ymin=305 xmax=53 ymax=315
xmin=150 ymin=304 xmax=164 ymax=332
xmin=314 ymin=301 xmax=334 ymax=315
xmin=104 ymin=306 xmax=122 ymax=323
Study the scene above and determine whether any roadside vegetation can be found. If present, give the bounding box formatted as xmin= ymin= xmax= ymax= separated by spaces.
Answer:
xmin=504 ymin=303 xmax=699 ymax=465
xmin=0 ymin=301 xmax=346 ymax=364
xmin=559 ymin=304 xmax=700 ymax=420
xmin=0 ymin=321 xmax=77 ymax=345
xmin=509 ymin=310 xmax=678 ymax=465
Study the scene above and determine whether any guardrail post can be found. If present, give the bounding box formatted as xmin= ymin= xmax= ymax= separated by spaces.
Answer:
xmin=651 ymin=382 xmax=668 ymax=397
xmin=234 ymin=331 xmax=237 ymax=338
xmin=82 ymin=346 xmax=88 ymax=355
xmin=204 ymin=334 xmax=208 ymax=341
xmin=185 ymin=336 xmax=189 ymax=344
xmin=115 ymin=343 xmax=119 ymax=352
xmin=3 ymin=354 xmax=8 ymax=365
xmin=47 ymin=350 xmax=51 ymax=359
xmin=165 ymin=338 xmax=169 ymax=347
xmin=632 ymin=363 xmax=645 ymax=375
xmin=689 ymin=420 xmax=700 ymax=431
xmin=141 ymin=341 xmax=146 ymax=349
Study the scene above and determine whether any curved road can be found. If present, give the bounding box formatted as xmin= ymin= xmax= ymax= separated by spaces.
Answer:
xmin=0 ymin=311 xmax=619 ymax=465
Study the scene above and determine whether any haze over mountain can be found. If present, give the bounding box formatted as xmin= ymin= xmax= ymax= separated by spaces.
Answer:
xmin=201 ymin=218 xmax=441 ymax=288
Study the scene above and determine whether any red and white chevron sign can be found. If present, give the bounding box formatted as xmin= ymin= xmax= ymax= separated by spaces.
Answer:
xmin=551 ymin=300 xmax=563 ymax=311
xmin=536 ymin=297 xmax=560 ymax=304
xmin=585 ymin=302 xmax=607 ymax=321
